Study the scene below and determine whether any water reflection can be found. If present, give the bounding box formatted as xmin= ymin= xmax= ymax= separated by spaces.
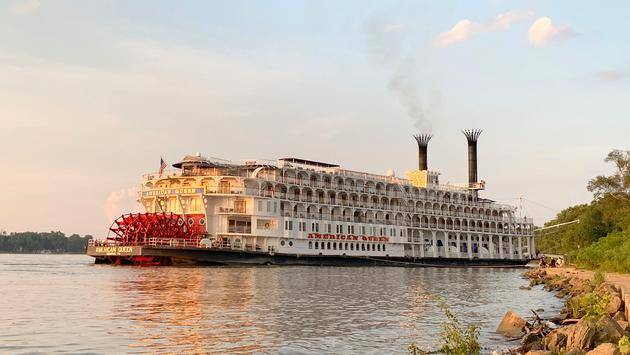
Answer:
xmin=0 ymin=255 xmax=565 ymax=354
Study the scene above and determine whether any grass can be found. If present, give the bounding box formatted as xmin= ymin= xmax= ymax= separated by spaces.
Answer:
xmin=591 ymin=270 xmax=605 ymax=288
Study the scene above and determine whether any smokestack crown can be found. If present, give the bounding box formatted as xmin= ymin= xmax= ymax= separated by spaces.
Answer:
xmin=462 ymin=129 xmax=483 ymax=143
xmin=413 ymin=133 xmax=432 ymax=147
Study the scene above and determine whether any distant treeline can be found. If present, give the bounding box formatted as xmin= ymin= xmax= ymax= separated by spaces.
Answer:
xmin=537 ymin=149 xmax=630 ymax=273
xmin=0 ymin=231 xmax=93 ymax=254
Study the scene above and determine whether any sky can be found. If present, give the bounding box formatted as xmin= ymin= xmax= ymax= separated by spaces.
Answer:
xmin=1 ymin=0 xmax=628 ymax=237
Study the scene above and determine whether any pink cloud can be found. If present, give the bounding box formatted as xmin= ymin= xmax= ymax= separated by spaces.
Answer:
xmin=528 ymin=17 xmax=575 ymax=46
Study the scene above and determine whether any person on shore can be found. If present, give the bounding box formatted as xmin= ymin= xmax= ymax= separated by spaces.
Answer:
xmin=549 ymin=258 xmax=556 ymax=268
xmin=557 ymin=256 xmax=565 ymax=267
xmin=539 ymin=255 xmax=546 ymax=268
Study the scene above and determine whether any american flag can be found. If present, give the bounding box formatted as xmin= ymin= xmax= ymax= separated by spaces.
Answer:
xmin=158 ymin=157 xmax=167 ymax=177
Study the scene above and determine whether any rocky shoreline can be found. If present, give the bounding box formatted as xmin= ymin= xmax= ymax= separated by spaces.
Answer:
xmin=496 ymin=268 xmax=629 ymax=354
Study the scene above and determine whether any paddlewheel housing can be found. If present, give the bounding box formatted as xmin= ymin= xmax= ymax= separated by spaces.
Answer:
xmin=107 ymin=212 xmax=197 ymax=246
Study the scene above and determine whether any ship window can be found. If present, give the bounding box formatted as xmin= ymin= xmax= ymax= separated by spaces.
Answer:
xmin=372 ymin=244 xmax=375 ymax=251
xmin=280 ymin=240 xmax=285 ymax=246
xmin=258 ymin=201 xmax=263 ymax=212
xmin=273 ymin=202 xmax=277 ymax=213
xmin=327 ymin=224 xmax=331 ymax=233
xmin=327 ymin=242 xmax=331 ymax=250
xmin=377 ymin=244 xmax=380 ymax=251
xmin=383 ymin=244 xmax=386 ymax=252
xmin=267 ymin=201 xmax=271 ymax=212
xmin=344 ymin=243 xmax=348 ymax=250
xmin=361 ymin=244 xmax=365 ymax=251
xmin=333 ymin=242 xmax=337 ymax=250
xmin=189 ymin=198 xmax=202 ymax=212
xmin=309 ymin=241 xmax=312 ymax=249
xmin=315 ymin=242 xmax=319 ymax=249
xmin=289 ymin=241 xmax=293 ymax=247
xmin=188 ymin=218 xmax=194 ymax=226
xmin=350 ymin=243 xmax=354 ymax=251
xmin=199 ymin=218 xmax=206 ymax=226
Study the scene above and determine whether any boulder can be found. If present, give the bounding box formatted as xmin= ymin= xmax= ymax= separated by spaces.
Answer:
xmin=525 ymin=351 xmax=552 ymax=355
xmin=617 ymin=320 xmax=629 ymax=331
xmin=496 ymin=310 xmax=527 ymax=338
xmin=521 ymin=332 xmax=544 ymax=352
xmin=607 ymin=294 xmax=623 ymax=315
xmin=597 ymin=284 xmax=619 ymax=297
xmin=598 ymin=315 xmax=626 ymax=343
xmin=613 ymin=311 xmax=626 ymax=322
xmin=586 ymin=343 xmax=621 ymax=355
xmin=545 ymin=328 xmax=568 ymax=352
xmin=566 ymin=321 xmax=597 ymax=351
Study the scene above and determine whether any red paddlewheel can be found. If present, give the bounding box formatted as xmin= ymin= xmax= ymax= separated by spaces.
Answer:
xmin=106 ymin=212 xmax=191 ymax=246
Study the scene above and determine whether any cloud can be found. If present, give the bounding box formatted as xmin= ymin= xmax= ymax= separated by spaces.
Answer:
xmin=527 ymin=17 xmax=575 ymax=46
xmin=104 ymin=187 xmax=141 ymax=222
xmin=432 ymin=19 xmax=477 ymax=47
xmin=13 ymin=0 xmax=40 ymax=15
xmin=490 ymin=10 xmax=535 ymax=30
xmin=433 ymin=10 xmax=534 ymax=47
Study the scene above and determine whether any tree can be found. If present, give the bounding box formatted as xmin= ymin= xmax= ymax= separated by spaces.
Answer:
xmin=587 ymin=149 xmax=630 ymax=200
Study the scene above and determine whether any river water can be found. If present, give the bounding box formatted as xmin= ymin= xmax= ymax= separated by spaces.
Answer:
xmin=0 ymin=254 xmax=563 ymax=354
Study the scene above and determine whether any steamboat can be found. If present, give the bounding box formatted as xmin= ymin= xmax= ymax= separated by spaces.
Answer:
xmin=88 ymin=130 xmax=535 ymax=266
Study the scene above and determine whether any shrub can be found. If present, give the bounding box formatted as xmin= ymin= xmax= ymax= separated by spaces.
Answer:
xmin=566 ymin=291 xmax=610 ymax=322
xmin=592 ymin=271 xmax=605 ymax=288
xmin=436 ymin=297 xmax=480 ymax=354
xmin=619 ymin=335 xmax=630 ymax=354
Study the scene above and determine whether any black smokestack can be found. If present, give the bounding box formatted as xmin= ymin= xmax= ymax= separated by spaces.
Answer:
xmin=462 ymin=129 xmax=483 ymax=187
xmin=413 ymin=133 xmax=432 ymax=171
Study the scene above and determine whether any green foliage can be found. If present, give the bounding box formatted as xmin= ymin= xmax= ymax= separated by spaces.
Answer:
xmin=0 ymin=231 xmax=93 ymax=254
xmin=536 ymin=150 xmax=630 ymax=273
xmin=587 ymin=149 xmax=630 ymax=199
xmin=619 ymin=335 xmax=630 ymax=355
xmin=569 ymin=230 xmax=630 ymax=273
xmin=436 ymin=297 xmax=480 ymax=355
xmin=566 ymin=291 xmax=610 ymax=322
xmin=591 ymin=271 xmax=605 ymax=288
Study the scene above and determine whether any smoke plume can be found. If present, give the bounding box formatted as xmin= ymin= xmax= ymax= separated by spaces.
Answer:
xmin=364 ymin=17 xmax=439 ymax=132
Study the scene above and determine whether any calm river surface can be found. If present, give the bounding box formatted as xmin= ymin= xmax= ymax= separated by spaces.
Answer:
xmin=1 ymin=254 xmax=563 ymax=354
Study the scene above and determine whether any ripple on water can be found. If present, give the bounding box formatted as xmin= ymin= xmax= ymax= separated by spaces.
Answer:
xmin=0 ymin=254 xmax=563 ymax=354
